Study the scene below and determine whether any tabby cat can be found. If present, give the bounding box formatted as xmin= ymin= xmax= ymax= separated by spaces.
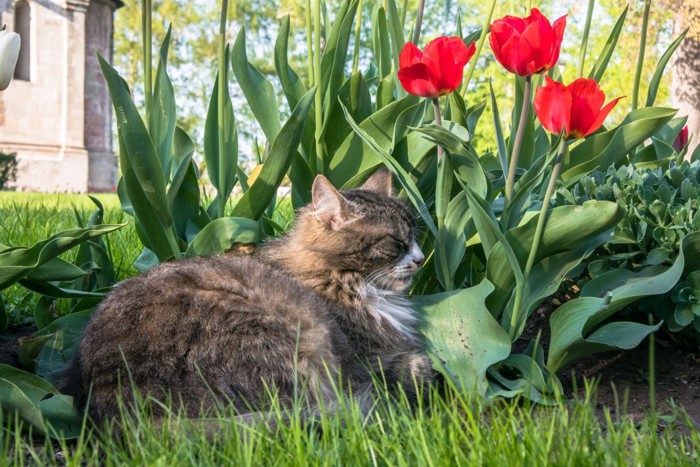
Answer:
xmin=59 ymin=169 xmax=433 ymax=425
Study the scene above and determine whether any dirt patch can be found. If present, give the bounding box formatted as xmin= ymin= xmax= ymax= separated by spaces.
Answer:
xmin=0 ymin=323 xmax=34 ymax=368
xmin=518 ymin=295 xmax=700 ymax=427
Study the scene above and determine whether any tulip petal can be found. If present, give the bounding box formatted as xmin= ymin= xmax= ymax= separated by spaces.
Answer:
xmin=582 ymin=96 xmax=624 ymax=137
xmin=534 ymin=76 xmax=572 ymax=136
xmin=567 ymin=78 xmax=606 ymax=138
xmin=423 ymin=37 xmax=473 ymax=94
xmin=499 ymin=36 xmax=536 ymax=76
xmin=399 ymin=42 xmax=423 ymax=69
xmin=398 ymin=63 xmax=440 ymax=98
xmin=548 ymin=15 xmax=567 ymax=70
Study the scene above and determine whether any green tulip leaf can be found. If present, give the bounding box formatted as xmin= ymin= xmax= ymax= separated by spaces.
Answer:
xmin=418 ymin=281 xmax=511 ymax=395
xmin=185 ymin=217 xmax=260 ymax=257
xmin=231 ymin=88 xmax=316 ymax=220
xmin=0 ymin=224 xmax=125 ymax=291
xmin=0 ymin=364 xmax=82 ymax=439
xmin=99 ymin=55 xmax=180 ymax=261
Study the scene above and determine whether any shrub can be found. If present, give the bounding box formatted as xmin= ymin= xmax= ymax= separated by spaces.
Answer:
xmin=0 ymin=151 xmax=17 ymax=189
xmin=561 ymin=161 xmax=700 ymax=343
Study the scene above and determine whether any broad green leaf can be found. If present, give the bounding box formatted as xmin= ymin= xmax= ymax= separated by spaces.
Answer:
xmin=185 ymin=217 xmax=260 ymax=257
xmin=33 ymin=309 xmax=94 ymax=386
xmin=434 ymin=193 xmax=471 ymax=291
xmin=20 ymin=280 xmax=105 ymax=300
xmin=340 ymin=102 xmax=437 ymax=237
xmin=562 ymin=107 xmax=676 ymax=185
xmin=547 ymin=296 xmax=661 ymax=373
xmin=485 ymin=201 xmax=625 ymax=317
xmin=500 ymin=235 xmax=606 ymax=339
xmin=464 ymin=186 xmax=524 ymax=290
xmin=232 ymin=88 xmax=316 ymax=220
xmin=34 ymin=297 xmax=54 ymax=331
xmin=385 ymin=0 xmax=404 ymax=71
xmin=490 ymin=80 xmax=508 ymax=177
xmin=581 ymin=231 xmax=700 ymax=315
xmin=410 ymin=122 xmax=488 ymax=198
xmin=0 ymin=224 xmax=124 ymax=290
xmin=418 ymin=281 xmax=511 ymax=395
xmin=274 ymin=16 xmax=307 ymax=110
xmin=501 ymin=143 xmax=558 ymax=230
xmin=149 ymin=25 xmax=176 ymax=182
xmin=100 ymin=55 xmax=180 ymax=261
xmin=372 ymin=5 xmax=392 ymax=79
xmin=203 ymin=57 xmax=238 ymax=217
xmin=324 ymin=71 xmax=372 ymax=158
xmin=434 ymin=154 xmax=454 ymax=290
xmin=588 ymin=6 xmax=627 ymax=82
xmin=646 ymin=29 xmax=688 ymax=107
xmin=232 ymin=28 xmax=281 ymax=143
xmin=488 ymin=353 xmax=561 ymax=404
xmin=168 ymin=127 xmax=196 ymax=205
xmin=320 ymin=0 xmax=358 ymax=121
xmin=327 ymin=95 xmax=421 ymax=187
xmin=172 ymin=157 xmax=210 ymax=243
xmin=0 ymin=364 xmax=82 ymax=439
xmin=25 ymin=258 xmax=87 ymax=283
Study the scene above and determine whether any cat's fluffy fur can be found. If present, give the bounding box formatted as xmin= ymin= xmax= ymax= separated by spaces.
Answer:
xmin=60 ymin=169 xmax=433 ymax=425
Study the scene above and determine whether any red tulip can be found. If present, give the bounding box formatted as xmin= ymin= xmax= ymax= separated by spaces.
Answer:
xmin=398 ymin=36 xmax=476 ymax=98
xmin=534 ymin=76 xmax=624 ymax=140
xmin=489 ymin=8 xmax=566 ymax=76
xmin=673 ymin=126 xmax=689 ymax=153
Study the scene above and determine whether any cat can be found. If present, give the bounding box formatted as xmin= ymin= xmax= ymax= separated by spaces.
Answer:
xmin=59 ymin=168 xmax=433 ymax=427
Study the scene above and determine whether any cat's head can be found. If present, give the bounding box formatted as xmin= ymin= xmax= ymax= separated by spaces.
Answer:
xmin=301 ymin=169 xmax=424 ymax=292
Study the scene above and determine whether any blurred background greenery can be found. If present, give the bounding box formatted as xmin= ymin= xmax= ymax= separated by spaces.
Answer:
xmin=111 ymin=1 xmax=679 ymax=166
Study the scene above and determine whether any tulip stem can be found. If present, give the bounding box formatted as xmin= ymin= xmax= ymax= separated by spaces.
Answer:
xmin=432 ymin=98 xmax=444 ymax=161
xmin=460 ymin=0 xmax=497 ymax=96
xmin=411 ymin=0 xmax=425 ymax=45
xmin=505 ymin=75 xmax=532 ymax=205
xmin=352 ymin=0 xmax=363 ymax=75
xmin=632 ymin=0 xmax=652 ymax=110
xmin=217 ymin=0 xmax=229 ymax=219
xmin=509 ymin=138 xmax=568 ymax=340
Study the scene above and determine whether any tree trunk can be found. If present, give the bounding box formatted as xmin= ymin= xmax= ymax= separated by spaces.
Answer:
xmin=671 ymin=3 xmax=700 ymax=158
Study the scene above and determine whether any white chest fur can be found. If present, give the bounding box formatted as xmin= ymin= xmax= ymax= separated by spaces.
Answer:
xmin=363 ymin=285 xmax=419 ymax=337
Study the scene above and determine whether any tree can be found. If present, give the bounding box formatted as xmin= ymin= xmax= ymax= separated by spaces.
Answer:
xmin=669 ymin=0 xmax=700 ymax=157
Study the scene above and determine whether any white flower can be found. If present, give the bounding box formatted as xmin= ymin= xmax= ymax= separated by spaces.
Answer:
xmin=0 ymin=30 xmax=21 ymax=91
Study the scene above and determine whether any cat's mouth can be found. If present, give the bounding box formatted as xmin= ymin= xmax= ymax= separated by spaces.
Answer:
xmin=373 ymin=271 xmax=415 ymax=292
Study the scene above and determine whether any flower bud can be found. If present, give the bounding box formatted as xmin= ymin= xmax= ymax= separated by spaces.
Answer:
xmin=0 ymin=30 xmax=21 ymax=91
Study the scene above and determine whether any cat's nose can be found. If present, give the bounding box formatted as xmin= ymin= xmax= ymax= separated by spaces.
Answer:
xmin=410 ymin=241 xmax=425 ymax=267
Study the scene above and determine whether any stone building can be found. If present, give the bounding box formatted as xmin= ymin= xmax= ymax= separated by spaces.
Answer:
xmin=0 ymin=0 xmax=122 ymax=193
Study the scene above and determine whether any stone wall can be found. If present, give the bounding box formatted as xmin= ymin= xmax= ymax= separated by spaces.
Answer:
xmin=0 ymin=0 xmax=120 ymax=193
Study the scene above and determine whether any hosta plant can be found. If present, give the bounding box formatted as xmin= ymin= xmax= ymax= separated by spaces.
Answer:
xmin=556 ymin=160 xmax=700 ymax=345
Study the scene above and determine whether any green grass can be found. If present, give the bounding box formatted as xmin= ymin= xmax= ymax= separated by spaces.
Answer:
xmin=1 ymin=192 xmax=699 ymax=464
xmin=1 ymin=382 xmax=699 ymax=465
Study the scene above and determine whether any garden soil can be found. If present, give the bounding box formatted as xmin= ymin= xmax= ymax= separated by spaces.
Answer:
xmin=519 ymin=297 xmax=700 ymax=427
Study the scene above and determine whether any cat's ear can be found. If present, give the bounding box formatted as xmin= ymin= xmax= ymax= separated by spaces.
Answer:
xmin=312 ymin=175 xmax=350 ymax=230
xmin=360 ymin=168 xmax=393 ymax=196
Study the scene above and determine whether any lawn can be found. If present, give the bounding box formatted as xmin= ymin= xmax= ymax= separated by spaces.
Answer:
xmin=1 ymin=191 xmax=699 ymax=464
